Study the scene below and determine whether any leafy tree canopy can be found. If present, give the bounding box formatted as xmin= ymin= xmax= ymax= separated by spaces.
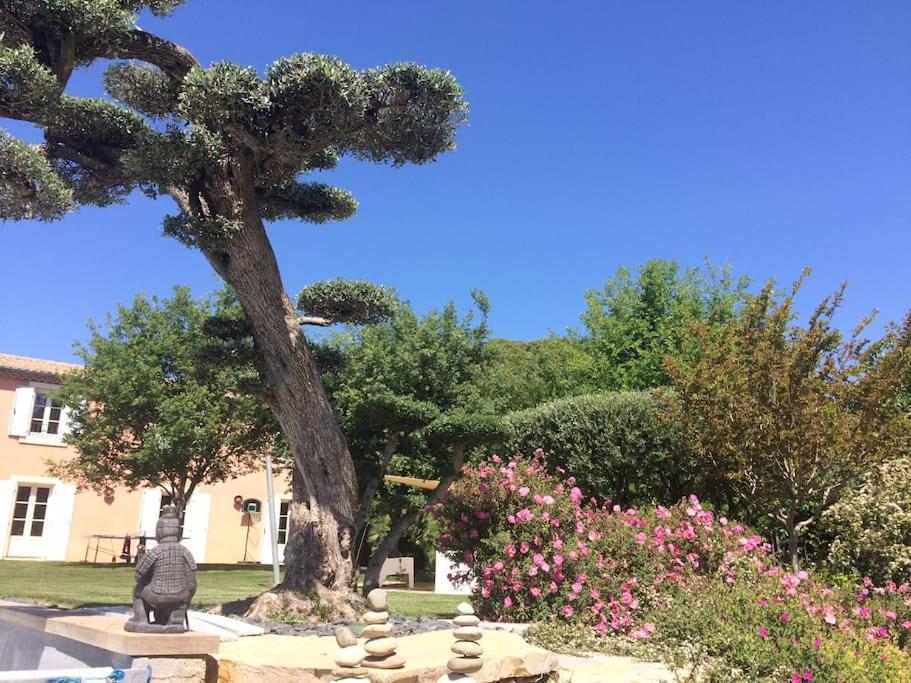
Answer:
xmin=52 ymin=286 xmax=276 ymax=515
xmin=665 ymin=271 xmax=911 ymax=569
xmin=582 ymin=259 xmax=748 ymax=391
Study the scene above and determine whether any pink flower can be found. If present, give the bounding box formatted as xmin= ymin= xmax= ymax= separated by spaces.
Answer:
xmin=758 ymin=628 xmax=769 ymax=638
xmin=518 ymin=486 xmax=530 ymax=497
xmin=569 ymin=487 xmax=583 ymax=503
xmin=780 ymin=613 xmax=791 ymax=623
xmin=561 ymin=605 xmax=574 ymax=618
xmin=516 ymin=509 xmax=534 ymax=523
xmin=503 ymin=596 xmax=513 ymax=608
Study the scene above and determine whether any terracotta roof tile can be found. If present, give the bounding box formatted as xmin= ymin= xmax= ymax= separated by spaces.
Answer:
xmin=0 ymin=352 xmax=81 ymax=380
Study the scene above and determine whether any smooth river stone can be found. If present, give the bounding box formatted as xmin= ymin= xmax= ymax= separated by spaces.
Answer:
xmin=451 ymin=640 xmax=483 ymax=657
xmin=453 ymin=626 xmax=483 ymax=641
xmin=453 ymin=614 xmax=480 ymax=627
xmin=361 ymin=623 xmax=393 ymax=638
xmin=334 ymin=645 xmax=366 ymax=668
xmin=364 ymin=636 xmax=398 ymax=656
xmin=362 ymin=610 xmax=389 ymax=624
xmin=363 ymin=654 xmax=406 ymax=669
xmin=365 ymin=588 xmax=388 ymax=611
xmin=335 ymin=625 xmax=358 ymax=647
xmin=456 ymin=602 xmax=475 ymax=616
xmin=448 ymin=656 xmax=483 ymax=674
xmin=332 ymin=667 xmax=368 ymax=677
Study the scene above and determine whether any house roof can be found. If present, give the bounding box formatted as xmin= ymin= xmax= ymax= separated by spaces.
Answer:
xmin=0 ymin=353 xmax=81 ymax=382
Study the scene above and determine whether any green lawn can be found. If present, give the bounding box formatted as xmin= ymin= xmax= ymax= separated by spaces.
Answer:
xmin=0 ymin=561 xmax=462 ymax=618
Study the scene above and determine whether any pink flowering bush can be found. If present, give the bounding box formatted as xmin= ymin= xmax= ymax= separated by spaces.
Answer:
xmin=433 ymin=450 xmax=771 ymax=631
xmin=435 ymin=452 xmax=911 ymax=681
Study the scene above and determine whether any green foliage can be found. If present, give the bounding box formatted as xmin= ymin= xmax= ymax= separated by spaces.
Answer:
xmin=0 ymin=130 xmax=73 ymax=219
xmin=351 ymin=393 xmax=439 ymax=434
xmin=504 ymin=392 xmax=691 ymax=505
xmin=821 ymin=458 xmax=911 ymax=583
xmin=424 ymin=409 xmax=509 ymax=453
xmin=0 ymin=42 xmax=59 ymax=119
xmin=472 ymin=337 xmax=596 ymax=414
xmin=0 ymin=1 xmax=468 ymax=248
xmin=666 ymin=272 xmax=911 ymax=567
xmin=296 ymin=278 xmax=398 ymax=325
xmin=104 ymin=63 xmax=177 ymax=117
xmin=582 ymin=259 xmax=747 ymax=391
xmin=51 ymin=286 xmax=275 ymax=514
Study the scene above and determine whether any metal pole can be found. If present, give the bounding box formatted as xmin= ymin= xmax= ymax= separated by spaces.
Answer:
xmin=264 ymin=454 xmax=281 ymax=586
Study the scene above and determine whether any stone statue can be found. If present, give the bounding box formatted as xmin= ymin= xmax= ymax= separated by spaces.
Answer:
xmin=124 ymin=505 xmax=197 ymax=633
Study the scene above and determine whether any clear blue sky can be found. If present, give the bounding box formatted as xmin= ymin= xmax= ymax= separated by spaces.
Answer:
xmin=2 ymin=1 xmax=909 ymax=362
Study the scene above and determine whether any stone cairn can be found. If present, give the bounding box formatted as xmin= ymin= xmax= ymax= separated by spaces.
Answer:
xmin=362 ymin=588 xmax=405 ymax=669
xmin=332 ymin=625 xmax=368 ymax=683
xmin=437 ymin=601 xmax=484 ymax=682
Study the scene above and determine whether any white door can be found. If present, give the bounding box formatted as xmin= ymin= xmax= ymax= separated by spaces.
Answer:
xmin=44 ymin=484 xmax=76 ymax=561
xmin=7 ymin=485 xmax=52 ymax=558
xmin=182 ymin=492 xmax=211 ymax=562
xmin=261 ymin=499 xmax=289 ymax=565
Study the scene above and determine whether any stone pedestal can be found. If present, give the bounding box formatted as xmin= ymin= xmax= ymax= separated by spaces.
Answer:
xmin=0 ymin=602 xmax=218 ymax=682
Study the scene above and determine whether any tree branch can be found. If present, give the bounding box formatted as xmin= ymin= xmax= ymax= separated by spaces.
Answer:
xmin=105 ymin=30 xmax=198 ymax=83
xmin=298 ymin=315 xmax=334 ymax=327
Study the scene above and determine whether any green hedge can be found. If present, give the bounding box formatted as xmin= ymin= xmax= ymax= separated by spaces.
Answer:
xmin=503 ymin=391 xmax=692 ymax=506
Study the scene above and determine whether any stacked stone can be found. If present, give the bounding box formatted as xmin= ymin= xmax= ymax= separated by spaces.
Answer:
xmin=362 ymin=589 xmax=405 ymax=669
xmin=332 ymin=626 xmax=368 ymax=683
xmin=440 ymin=602 xmax=484 ymax=682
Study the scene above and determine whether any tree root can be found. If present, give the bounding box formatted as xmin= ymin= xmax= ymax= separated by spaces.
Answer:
xmin=215 ymin=584 xmax=365 ymax=623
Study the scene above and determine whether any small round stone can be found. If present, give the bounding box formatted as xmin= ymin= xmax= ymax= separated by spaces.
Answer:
xmin=332 ymin=667 xmax=368 ymax=677
xmin=453 ymin=614 xmax=480 ymax=627
xmin=451 ymin=640 xmax=483 ymax=657
xmin=456 ymin=602 xmax=475 ymax=616
xmin=334 ymin=645 xmax=366 ymax=668
xmin=365 ymin=588 xmax=388 ymax=611
xmin=361 ymin=623 xmax=393 ymax=639
xmin=362 ymin=610 xmax=389 ymax=625
xmin=335 ymin=625 xmax=357 ymax=647
xmin=448 ymin=656 xmax=483 ymax=674
xmin=364 ymin=636 xmax=398 ymax=656
xmin=450 ymin=640 xmax=484 ymax=657
xmin=363 ymin=653 xmax=406 ymax=669
xmin=453 ymin=626 xmax=483 ymax=641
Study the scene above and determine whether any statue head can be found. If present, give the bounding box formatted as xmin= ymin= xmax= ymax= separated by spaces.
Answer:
xmin=156 ymin=505 xmax=181 ymax=543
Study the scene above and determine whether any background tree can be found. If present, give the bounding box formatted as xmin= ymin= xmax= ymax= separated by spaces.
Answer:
xmin=0 ymin=1 xmax=466 ymax=601
xmin=582 ymin=259 xmax=748 ymax=390
xmin=472 ymin=336 xmax=595 ymax=413
xmin=52 ymin=287 xmax=274 ymax=524
xmin=665 ymin=272 xmax=911 ymax=569
xmin=322 ymin=292 xmax=506 ymax=593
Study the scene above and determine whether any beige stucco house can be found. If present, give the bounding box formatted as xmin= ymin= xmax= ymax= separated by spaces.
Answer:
xmin=0 ymin=352 xmax=292 ymax=565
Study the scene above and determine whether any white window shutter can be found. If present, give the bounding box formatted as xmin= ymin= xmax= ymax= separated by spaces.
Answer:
xmin=138 ymin=489 xmax=162 ymax=540
xmin=8 ymin=387 xmax=35 ymax=437
xmin=58 ymin=405 xmax=73 ymax=438
xmin=182 ymin=492 xmax=211 ymax=563
xmin=44 ymin=484 xmax=76 ymax=561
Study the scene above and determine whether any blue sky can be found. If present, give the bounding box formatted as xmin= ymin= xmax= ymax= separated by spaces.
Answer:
xmin=2 ymin=1 xmax=909 ymax=362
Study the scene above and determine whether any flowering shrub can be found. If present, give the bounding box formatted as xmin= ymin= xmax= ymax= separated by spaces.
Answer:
xmin=435 ymin=452 xmax=911 ymax=681
xmin=821 ymin=458 xmax=911 ymax=584
xmin=434 ymin=450 xmax=771 ymax=631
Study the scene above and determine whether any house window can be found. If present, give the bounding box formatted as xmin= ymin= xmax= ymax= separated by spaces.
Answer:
xmin=29 ymin=391 xmax=64 ymax=436
xmin=277 ymin=501 xmax=290 ymax=545
xmin=10 ymin=485 xmax=50 ymax=538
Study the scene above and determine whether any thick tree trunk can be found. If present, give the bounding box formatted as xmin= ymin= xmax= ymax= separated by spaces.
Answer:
xmin=362 ymin=448 xmax=465 ymax=595
xmin=199 ymin=184 xmax=358 ymax=595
